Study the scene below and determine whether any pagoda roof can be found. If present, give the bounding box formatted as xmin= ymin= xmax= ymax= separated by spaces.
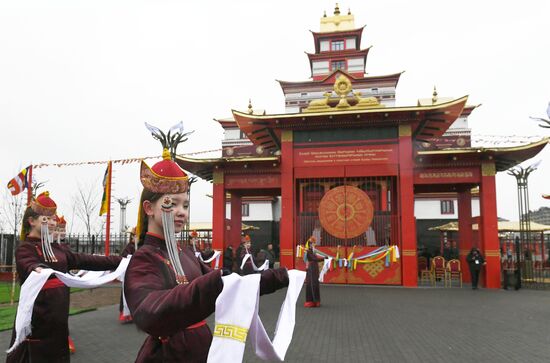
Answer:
xmin=175 ymin=155 xmax=279 ymax=181
xmin=429 ymin=220 xmax=550 ymax=232
xmin=306 ymin=47 xmax=370 ymax=61
xmin=310 ymin=26 xmax=366 ymax=53
xmin=417 ymin=138 xmax=549 ymax=172
xmin=277 ymin=70 xmax=403 ymax=94
xmin=306 ymin=48 xmax=370 ymax=77
xmin=231 ymin=96 xmax=468 ymax=151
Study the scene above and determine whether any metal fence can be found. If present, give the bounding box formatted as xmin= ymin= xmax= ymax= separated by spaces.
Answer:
xmin=500 ymin=232 xmax=550 ymax=289
xmin=0 ymin=229 xmax=215 ymax=272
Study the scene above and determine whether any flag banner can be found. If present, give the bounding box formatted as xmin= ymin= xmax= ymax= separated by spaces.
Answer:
xmin=99 ymin=162 xmax=111 ymax=216
xmin=7 ymin=166 xmax=30 ymax=196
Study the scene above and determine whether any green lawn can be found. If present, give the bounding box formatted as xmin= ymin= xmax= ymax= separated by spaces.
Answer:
xmin=0 ymin=283 xmax=20 ymax=304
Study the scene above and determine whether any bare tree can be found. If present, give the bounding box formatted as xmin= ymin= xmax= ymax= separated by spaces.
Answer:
xmin=72 ymin=180 xmax=101 ymax=239
xmin=1 ymin=190 xmax=25 ymax=239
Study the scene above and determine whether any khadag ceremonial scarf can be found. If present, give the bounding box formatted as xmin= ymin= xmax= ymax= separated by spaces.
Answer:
xmin=7 ymin=257 xmax=131 ymax=353
xmin=208 ymin=270 xmax=306 ymax=362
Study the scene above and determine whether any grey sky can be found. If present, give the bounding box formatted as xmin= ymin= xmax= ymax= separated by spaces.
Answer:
xmin=1 ymin=0 xmax=549 ymax=233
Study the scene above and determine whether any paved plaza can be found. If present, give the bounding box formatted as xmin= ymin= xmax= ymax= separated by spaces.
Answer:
xmin=2 ymin=285 xmax=549 ymax=362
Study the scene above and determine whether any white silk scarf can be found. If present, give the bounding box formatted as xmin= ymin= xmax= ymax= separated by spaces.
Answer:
xmin=207 ymin=269 xmax=306 ymax=362
xmin=6 ymin=257 xmax=130 ymax=353
xmin=240 ymin=253 xmax=269 ymax=272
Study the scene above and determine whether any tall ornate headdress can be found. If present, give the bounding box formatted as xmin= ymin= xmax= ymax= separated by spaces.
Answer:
xmin=137 ymin=122 xmax=194 ymax=284
xmin=29 ymin=192 xmax=58 ymax=262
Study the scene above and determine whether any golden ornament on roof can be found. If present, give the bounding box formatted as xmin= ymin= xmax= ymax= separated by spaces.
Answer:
xmin=303 ymin=75 xmax=385 ymax=113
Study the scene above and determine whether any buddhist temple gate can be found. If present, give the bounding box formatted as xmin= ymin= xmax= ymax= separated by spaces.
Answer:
xmin=176 ymin=5 xmax=548 ymax=288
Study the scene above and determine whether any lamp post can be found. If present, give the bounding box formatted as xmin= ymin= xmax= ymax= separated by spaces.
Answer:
xmin=116 ymin=197 xmax=132 ymax=233
xmin=508 ymin=162 xmax=539 ymax=288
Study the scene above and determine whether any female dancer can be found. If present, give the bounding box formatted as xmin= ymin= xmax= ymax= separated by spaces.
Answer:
xmin=7 ymin=191 xmax=122 ymax=363
xmin=304 ymin=237 xmax=324 ymax=307
xmin=124 ymin=123 xmax=289 ymax=362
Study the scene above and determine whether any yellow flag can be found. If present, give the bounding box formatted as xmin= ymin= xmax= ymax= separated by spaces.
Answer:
xmin=99 ymin=162 xmax=112 ymax=216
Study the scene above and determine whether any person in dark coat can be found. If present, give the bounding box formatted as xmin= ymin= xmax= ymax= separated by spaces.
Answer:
xmin=7 ymin=192 xmax=122 ymax=363
xmin=123 ymin=124 xmax=289 ymax=362
xmin=118 ymin=227 xmax=137 ymax=323
xmin=222 ymin=245 xmax=234 ymax=274
xmin=450 ymin=240 xmax=459 ymax=260
xmin=238 ymin=235 xmax=255 ymax=275
xmin=442 ymin=241 xmax=452 ymax=261
xmin=304 ymin=237 xmax=324 ymax=308
xmin=257 ymin=243 xmax=276 ymax=269
xmin=466 ymin=247 xmax=486 ymax=289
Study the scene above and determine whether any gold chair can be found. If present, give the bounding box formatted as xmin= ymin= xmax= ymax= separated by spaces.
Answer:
xmin=446 ymin=259 xmax=462 ymax=288
xmin=431 ymin=256 xmax=446 ymax=287
xmin=418 ymin=256 xmax=431 ymax=285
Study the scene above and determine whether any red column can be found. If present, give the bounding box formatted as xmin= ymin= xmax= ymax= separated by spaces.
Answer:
xmin=458 ymin=189 xmax=473 ymax=282
xmin=279 ymin=130 xmax=294 ymax=268
xmin=398 ymin=124 xmax=417 ymax=287
xmin=479 ymin=161 xmax=501 ymax=288
xmin=212 ymin=170 xmax=226 ymax=254
xmin=229 ymin=193 xmax=242 ymax=249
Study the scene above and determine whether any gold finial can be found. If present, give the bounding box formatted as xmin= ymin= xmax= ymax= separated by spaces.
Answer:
xmin=323 ymin=10 xmax=327 ymax=17
xmin=334 ymin=3 xmax=340 ymax=15
xmin=162 ymin=148 xmax=171 ymax=160
xmin=248 ymin=99 xmax=253 ymax=114
xmin=432 ymin=86 xmax=438 ymax=104
xmin=348 ymin=8 xmax=351 ymax=15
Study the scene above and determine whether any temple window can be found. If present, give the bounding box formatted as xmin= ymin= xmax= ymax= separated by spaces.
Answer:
xmin=331 ymin=40 xmax=345 ymax=51
xmin=242 ymin=203 xmax=250 ymax=217
xmin=440 ymin=200 xmax=455 ymax=215
xmin=331 ymin=60 xmax=347 ymax=71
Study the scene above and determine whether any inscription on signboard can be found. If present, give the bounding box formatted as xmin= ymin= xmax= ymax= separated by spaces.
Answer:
xmin=294 ymin=145 xmax=397 ymax=166
xmin=225 ymin=174 xmax=280 ymax=189
xmin=414 ymin=168 xmax=479 ymax=184
xmin=418 ymin=171 xmax=474 ymax=179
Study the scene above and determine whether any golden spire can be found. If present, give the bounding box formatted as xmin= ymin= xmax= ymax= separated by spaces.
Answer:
xmin=248 ymin=99 xmax=253 ymax=114
xmin=320 ymin=3 xmax=355 ymax=32
xmin=432 ymin=86 xmax=438 ymax=104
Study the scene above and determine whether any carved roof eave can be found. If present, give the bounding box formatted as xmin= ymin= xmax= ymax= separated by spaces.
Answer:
xmin=310 ymin=25 xmax=366 ymax=52
xmin=417 ymin=138 xmax=549 ymax=172
xmin=231 ymin=96 xmax=468 ymax=151
xmin=306 ymin=49 xmax=371 ymax=76
xmin=277 ymin=71 xmax=404 ymax=93
xmin=175 ymin=156 xmax=280 ymax=182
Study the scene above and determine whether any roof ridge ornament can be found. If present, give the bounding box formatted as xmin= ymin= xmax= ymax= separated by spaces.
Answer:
xmin=432 ymin=86 xmax=438 ymax=104
xmin=303 ymin=75 xmax=385 ymax=113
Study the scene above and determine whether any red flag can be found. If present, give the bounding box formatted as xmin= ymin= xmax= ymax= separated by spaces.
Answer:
xmin=7 ymin=167 xmax=30 ymax=196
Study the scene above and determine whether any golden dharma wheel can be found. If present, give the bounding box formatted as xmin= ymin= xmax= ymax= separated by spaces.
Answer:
xmin=318 ymin=185 xmax=374 ymax=239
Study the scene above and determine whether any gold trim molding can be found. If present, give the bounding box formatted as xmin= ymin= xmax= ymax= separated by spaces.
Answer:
xmin=481 ymin=161 xmax=496 ymax=176
xmin=280 ymin=248 xmax=293 ymax=256
xmin=212 ymin=170 xmax=224 ymax=185
xmin=281 ymin=130 xmax=293 ymax=143
xmin=399 ymin=124 xmax=411 ymax=137
xmin=402 ymin=249 xmax=416 ymax=256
